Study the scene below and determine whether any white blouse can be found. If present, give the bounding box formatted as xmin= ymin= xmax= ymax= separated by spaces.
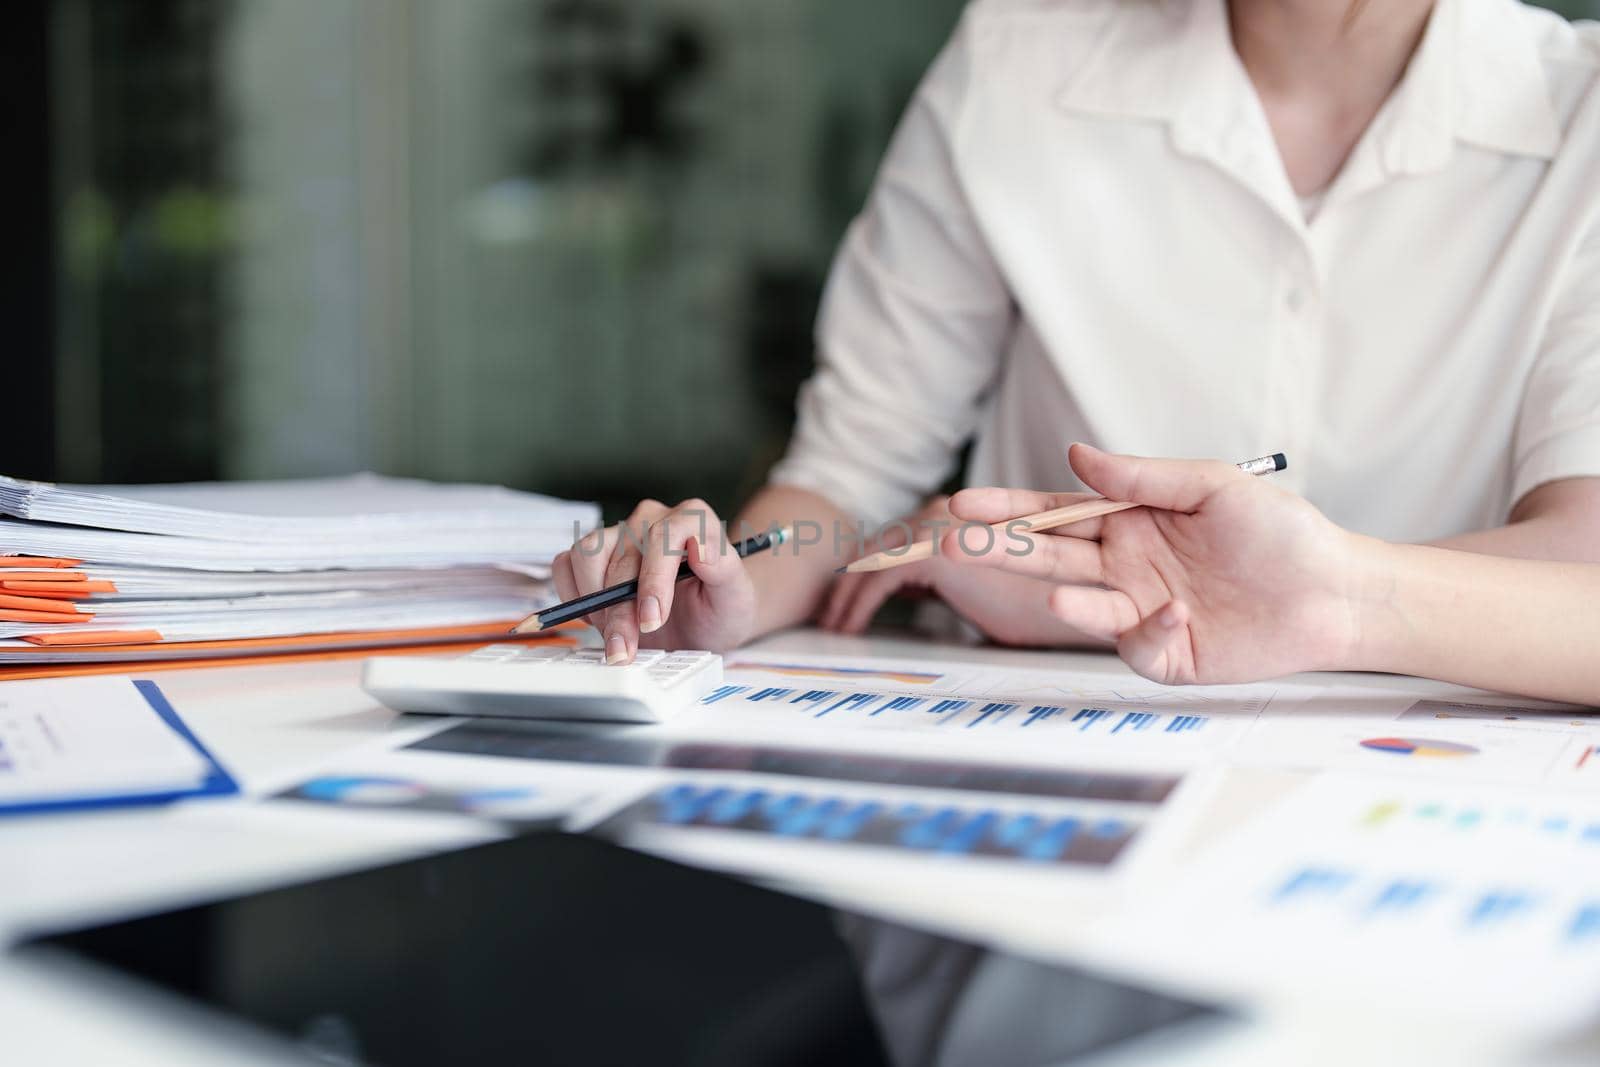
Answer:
xmin=768 ymin=0 xmax=1600 ymax=544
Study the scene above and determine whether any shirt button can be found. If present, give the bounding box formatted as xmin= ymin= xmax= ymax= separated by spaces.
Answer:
xmin=1285 ymin=287 xmax=1306 ymax=312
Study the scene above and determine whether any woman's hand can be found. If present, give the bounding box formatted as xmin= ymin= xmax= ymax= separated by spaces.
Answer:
xmin=819 ymin=496 xmax=1111 ymax=648
xmin=551 ymin=499 xmax=757 ymax=663
xmin=945 ymin=444 xmax=1365 ymax=684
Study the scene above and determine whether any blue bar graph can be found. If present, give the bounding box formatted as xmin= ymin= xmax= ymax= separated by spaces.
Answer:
xmin=707 ymin=789 xmax=766 ymax=824
xmin=1024 ymin=705 xmax=1064 ymax=727
xmin=1367 ymin=879 xmax=1435 ymax=916
xmin=760 ymin=793 xmax=808 ymax=822
xmin=1567 ymin=903 xmax=1600 ymax=944
xmin=996 ymin=813 xmax=1041 ymax=846
xmin=817 ymin=692 xmax=879 ymax=718
xmin=1072 ymin=708 xmax=1110 ymax=731
xmin=627 ymin=784 xmax=1137 ymax=866
xmin=777 ymin=796 xmax=843 ymax=836
xmin=900 ymin=807 xmax=964 ymax=849
xmin=1272 ymin=866 xmax=1355 ymax=903
xmin=872 ymin=695 xmax=925 ymax=715
xmin=966 ymin=702 xmax=1017 ymax=728
xmin=1024 ymin=818 xmax=1081 ymax=860
xmin=703 ymin=678 xmax=1219 ymax=740
xmin=941 ymin=811 xmax=1000 ymax=853
xmin=926 ymin=699 xmax=972 ymax=720
xmin=821 ymin=801 xmax=882 ymax=840
xmin=1467 ymin=891 xmax=1537 ymax=928
xmin=661 ymin=784 xmax=722 ymax=823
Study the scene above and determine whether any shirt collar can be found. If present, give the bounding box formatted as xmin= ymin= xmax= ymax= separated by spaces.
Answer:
xmin=1054 ymin=0 xmax=1562 ymax=172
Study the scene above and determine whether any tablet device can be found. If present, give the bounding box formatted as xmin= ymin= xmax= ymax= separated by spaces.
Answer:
xmin=19 ymin=832 xmax=1228 ymax=1066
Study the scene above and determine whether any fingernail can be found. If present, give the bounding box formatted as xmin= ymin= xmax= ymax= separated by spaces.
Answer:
xmin=605 ymin=633 xmax=628 ymax=664
xmin=1159 ymin=604 xmax=1182 ymax=628
xmin=639 ymin=595 xmax=662 ymax=633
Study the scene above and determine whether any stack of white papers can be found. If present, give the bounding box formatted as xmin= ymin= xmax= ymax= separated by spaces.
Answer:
xmin=0 ymin=473 xmax=599 ymax=658
xmin=0 ymin=473 xmax=593 ymax=569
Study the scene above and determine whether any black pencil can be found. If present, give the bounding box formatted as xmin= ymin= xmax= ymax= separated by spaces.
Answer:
xmin=510 ymin=526 xmax=793 ymax=634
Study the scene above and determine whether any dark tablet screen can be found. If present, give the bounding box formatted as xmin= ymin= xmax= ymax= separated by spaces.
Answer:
xmin=23 ymin=831 xmax=1223 ymax=1066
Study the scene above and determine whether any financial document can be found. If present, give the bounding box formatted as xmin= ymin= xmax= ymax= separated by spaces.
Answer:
xmin=394 ymin=645 xmax=1600 ymax=1038
xmin=0 ymin=677 xmax=220 ymax=808
xmin=677 ymin=651 xmax=1299 ymax=758
xmin=1077 ymin=774 xmax=1600 ymax=1037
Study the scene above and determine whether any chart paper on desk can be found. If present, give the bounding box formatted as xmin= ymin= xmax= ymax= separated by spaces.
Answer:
xmin=1235 ymin=689 xmax=1600 ymax=789
xmin=414 ymin=651 xmax=1299 ymax=888
xmin=0 ymin=677 xmax=215 ymax=804
xmin=1076 ymin=773 xmax=1600 ymax=1036
xmin=679 ymin=652 xmax=1295 ymax=758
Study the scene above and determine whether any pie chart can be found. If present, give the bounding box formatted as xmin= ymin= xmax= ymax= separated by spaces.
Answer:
xmin=1360 ymin=737 xmax=1479 ymax=758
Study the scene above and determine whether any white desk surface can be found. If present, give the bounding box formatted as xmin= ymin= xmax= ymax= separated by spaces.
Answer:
xmin=0 ymin=630 xmax=1593 ymax=1067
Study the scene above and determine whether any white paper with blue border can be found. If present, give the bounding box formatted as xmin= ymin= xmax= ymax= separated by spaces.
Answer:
xmin=0 ymin=676 xmax=238 ymax=815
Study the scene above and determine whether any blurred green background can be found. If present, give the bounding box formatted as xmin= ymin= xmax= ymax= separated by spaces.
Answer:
xmin=28 ymin=0 xmax=1600 ymax=521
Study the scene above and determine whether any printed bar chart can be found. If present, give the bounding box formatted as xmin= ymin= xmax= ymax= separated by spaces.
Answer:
xmin=599 ymin=782 xmax=1142 ymax=867
xmin=698 ymin=682 xmax=1220 ymax=740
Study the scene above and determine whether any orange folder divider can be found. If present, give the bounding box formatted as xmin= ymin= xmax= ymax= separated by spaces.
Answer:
xmin=2 ymin=587 xmax=91 ymax=600
xmin=0 ymin=609 xmax=92 ymax=624
xmin=2 ymin=580 xmax=117 ymax=594
xmin=0 ymin=557 xmax=83 ymax=568
xmin=0 ymin=625 xmax=581 ymax=681
xmin=22 ymin=630 xmax=161 ymax=646
xmin=0 ymin=571 xmax=87 ymax=582
xmin=0 ymin=594 xmax=85 ymax=616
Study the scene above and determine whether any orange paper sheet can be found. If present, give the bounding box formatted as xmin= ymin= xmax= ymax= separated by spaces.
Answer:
xmin=0 ymin=571 xmax=88 ymax=582
xmin=3 ymin=587 xmax=91 ymax=600
xmin=0 ymin=628 xmax=579 ymax=680
xmin=0 ymin=609 xmax=93 ymax=624
xmin=0 ymin=557 xmax=83 ymax=568
xmin=2 ymin=580 xmax=117 ymax=594
xmin=0 ymin=594 xmax=85 ymax=615
xmin=22 ymin=629 xmax=162 ymax=646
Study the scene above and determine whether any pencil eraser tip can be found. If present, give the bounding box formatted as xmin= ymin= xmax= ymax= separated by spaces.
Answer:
xmin=1271 ymin=453 xmax=1287 ymax=471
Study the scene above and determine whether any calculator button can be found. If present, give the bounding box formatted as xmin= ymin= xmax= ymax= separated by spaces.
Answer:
xmin=504 ymin=647 xmax=566 ymax=663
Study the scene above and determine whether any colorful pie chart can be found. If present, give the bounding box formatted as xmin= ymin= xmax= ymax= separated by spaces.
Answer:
xmin=1360 ymin=737 xmax=1479 ymax=758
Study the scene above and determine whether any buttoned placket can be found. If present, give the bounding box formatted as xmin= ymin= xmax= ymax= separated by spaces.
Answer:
xmin=1275 ymin=228 xmax=1324 ymax=493
xmin=1171 ymin=114 xmax=1327 ymax=492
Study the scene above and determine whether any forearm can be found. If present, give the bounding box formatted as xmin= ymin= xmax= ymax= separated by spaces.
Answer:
xmin=734 ymin=484 xmax=854 ymax=638
xmin=1430 ymin=478 xmax=1600 ymax=562
xmin=1349 ymin=539 xmax=1600 ymax=705
xmin=1430 ymin=520 xmax=1600 ymax=561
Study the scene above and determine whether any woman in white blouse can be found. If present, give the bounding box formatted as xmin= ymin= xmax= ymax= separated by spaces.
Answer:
xmin=555 ymin=0 xmax=1600 ymax=672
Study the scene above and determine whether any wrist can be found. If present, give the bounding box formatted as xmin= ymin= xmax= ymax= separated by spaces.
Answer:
xmin=1338 ymin=534 xmax=1412 ymax=674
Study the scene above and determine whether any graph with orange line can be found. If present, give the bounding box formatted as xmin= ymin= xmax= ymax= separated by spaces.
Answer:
xmin=726 ymin=661 xmax=944 ymax=686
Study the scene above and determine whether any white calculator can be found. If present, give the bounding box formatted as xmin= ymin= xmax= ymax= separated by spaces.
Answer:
xmin=361 ymin=644 xmax=723 ymax=724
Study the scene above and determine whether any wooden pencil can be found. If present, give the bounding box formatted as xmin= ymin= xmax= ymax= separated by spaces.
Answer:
xmin=838 ymin=453 xmax=1286 ymax=575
